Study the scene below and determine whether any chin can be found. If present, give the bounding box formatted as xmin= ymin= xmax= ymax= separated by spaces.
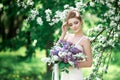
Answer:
xmin=73 ymin=29 xmax=80 ymax=33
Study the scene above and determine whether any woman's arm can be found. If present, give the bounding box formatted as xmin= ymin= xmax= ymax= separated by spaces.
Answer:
xmin=56 ymin=22 xmax=69 ymax=45
xmin=79 ymin=37 xmax=92 ymax=68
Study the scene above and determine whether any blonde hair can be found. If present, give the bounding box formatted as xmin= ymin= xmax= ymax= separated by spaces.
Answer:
xmin=66 ymin=10 xmax=83 ymax=24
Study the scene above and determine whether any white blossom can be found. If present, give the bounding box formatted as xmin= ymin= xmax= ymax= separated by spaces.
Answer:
xmin=64 ymin=4 xmax=69 ymax=9
xmin=27 ymin=0 xmax=34 ymax=6
xmin=108 ymin=10 xmax=115 ymax=15
xmin=58 ymin=51 xmax=64 ymax=58
xmin=99 ymin=36 xmax=107 ymax=43
xmin=110 ymin=21 xmax=117 ymax=27
xmin=68 ymin=61 xmax=74 ymax=66
xmin=75 ymin=1 xmax=82 ymax=9
xmin=104 ymin=13 xmax=108 ymax=17
xmin=107 ymin=39 xmax=115 ymax=47
xmin=32 ymin=39 xmax=37 ymax=46
xmin=49 ymin=22 xmax=54 ymax=26
xmin=106 ymin=3 xmax=112 ymax=8
xmin=115 ymin=15 xmax=120 ymax=21
xmin=96 ymin=77 xmax=101 ymax=80
xmin=100 ymin=0 xmax=104 ymax=5
xmin=94 ymin=24 xmax=103 ymax=32
xmin=0 ymin=4 xmax=3 ymax=9
xmin=30 ymin=9 xmax=39 ymax=20
xmin=41 ymin=57 xmax=51 ymax=63
xmin=31 ymin=9 xmax=39 ymax=15
xmin=59 ymin=52 xmax=67 ymax=57
xmin=45 ymin=9 xmax=52 ymax=15
xmin=90 ymin=2 xmax=95 ymax=7
xmin=37 ymin=17 xmax=43 ymax=25
xmin=118 ymin=1 xmax=120 ymax=6
xmin=46 ymin=15 xmax=51 ymax=22
xmin=89 ymin=37 xmax=95 ymax=41
xmin=52 ymin=55 xmax=59 ymax=61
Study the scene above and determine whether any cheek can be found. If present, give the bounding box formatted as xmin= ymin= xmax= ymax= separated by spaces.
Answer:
xmin=76 ymin=23 xmax=81 ymax=28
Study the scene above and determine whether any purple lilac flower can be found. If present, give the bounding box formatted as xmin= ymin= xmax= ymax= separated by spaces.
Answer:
xmin=50 ymin=46 xmax=61 ymax=55
xmin=74 ymin=60 xmax=79 ymax=68
xmin=69 ymin=47 xmax=82 ymax=54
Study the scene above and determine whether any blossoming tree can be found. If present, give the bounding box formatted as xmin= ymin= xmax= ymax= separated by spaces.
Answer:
xmin=0 ymin=0 xmax=120 ymax=80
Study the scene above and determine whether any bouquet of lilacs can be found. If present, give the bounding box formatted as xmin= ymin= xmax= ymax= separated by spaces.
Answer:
xmin=41 ymin=39 xmax=87 ymax=72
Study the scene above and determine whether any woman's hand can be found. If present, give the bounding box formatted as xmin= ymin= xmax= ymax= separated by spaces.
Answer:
xmin=62 ymin=22 xmax=68 ymax=34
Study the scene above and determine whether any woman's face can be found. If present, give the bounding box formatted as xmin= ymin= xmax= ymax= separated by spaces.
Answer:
xmin=67 ymin=18 xmax=82 ymax=33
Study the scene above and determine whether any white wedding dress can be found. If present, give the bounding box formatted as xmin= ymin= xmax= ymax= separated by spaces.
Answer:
xmin=60 ymin=36 xmax=85 ymax=80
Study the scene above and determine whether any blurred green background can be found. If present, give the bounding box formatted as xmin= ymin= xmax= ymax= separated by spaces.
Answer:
xmin=0 ymin=0 xmax=120 ymax=80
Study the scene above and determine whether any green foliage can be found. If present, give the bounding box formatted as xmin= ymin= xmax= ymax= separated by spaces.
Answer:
xmin=0 ymin=0 xmax=120 ymax=80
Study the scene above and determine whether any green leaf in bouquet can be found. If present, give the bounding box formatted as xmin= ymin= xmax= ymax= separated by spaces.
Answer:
xmin=59 ymin=62 xmax=66 ymax=69
xmin=65 ymin=63 xmax=70 ymax=68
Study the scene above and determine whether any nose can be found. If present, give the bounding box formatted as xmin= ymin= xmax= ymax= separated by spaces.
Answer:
xmin=72 ymin=25 xmax=76 ymax=28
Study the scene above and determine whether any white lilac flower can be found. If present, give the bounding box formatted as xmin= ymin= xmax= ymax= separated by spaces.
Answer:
xmin=94 ymin=25 xmax=103 ymax=32
xmin=100 ymin=0 xmax=104 ymax=5
xmin=68 ymin=61 xmax=74 ymax=66
xmin=115 ymin=15 xmax=120 ymax=21
xmin=104 ymin=13 xmax=108 ymax=17
xmin=62 ymin=52 xmax=68 ymax=56
xmin=108 ymin=10 xmax=115 ymax=15
xmin=0 ymin=4 xmax=3 ymax=9
xmin=87 ymin=28 xmax=94 ymax=35
xmin=54 ymin=46 xmax=61 ymax=51
xmin=30 ymin=9 xmax=39 ymax=20
xmin=69 ymin=6 xmax=76 ymax=10
xmin=37 ymin=17 xmax=43 ymax=25
xmin=106 ymin=3 xmax=112 ymax=8
xmin=67 ymin=52 xmax=72 ymax=56
xmin=58 ymin=51 xmax=64 ymax=58
xmin=52 ymin=55 xmax=59 ymax=61
xmin=49 ymin=22 xmax=54 ymax=26
xmin=30 ymin=15 xmax=36 ymax=20
xmin=51 ymin=18 xmax=59 ymax=24
xmin=118 ymin=1 xmax=120 ymax=6
xmin=64 ymin=4 xmax=69 ymax=9
xmin=110 ymin=16 xmax=114 ymax=20
xmin=21 ymin=2 xmax=26 ymax=8
xmin=114 ymin=33 xmax=118 ymax=37
xmin=102 ymin=66 xmax=107 ymax=72
xmin=32 ymin=39 xmax=37 ymax=46
xmin=97 ymin=35 xmax=103 ymax=40
xmin=95 ymin=0 xmax=99 ymax=3
xmin=108 ymin=39 xmax=114 ymax=47
xmin=89 ymin=37 xmax=95 ymax=41
xmin=41 ymin=57 xmax=51 ymax=63
xmin=99 ymin=36 xmax=106 ymax=43
xmin=31 ymin=9 xmax=39 ymax=15
xmin=45 ymin=9 xmax=52 ymax=15
xmin=90 ymin=2 xmax=95 ymax=7
xmin=46 ymin=15 xmax=51 ymax=22
xmin=96 ymin=77 xmax=101 ymax=80
xmin=75 ymin=1 xmax=82 ymax=9
xmin=110 ymin=21 xmax=117 ymax=27
xmin=27 ymin=0 xmax=34 ymax=6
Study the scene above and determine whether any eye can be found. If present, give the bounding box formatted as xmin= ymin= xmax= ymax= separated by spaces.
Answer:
xmin=68 ymin=23 xmax=72 ymax=27
xmin=74 ymin=21 xmax=78 ymax=24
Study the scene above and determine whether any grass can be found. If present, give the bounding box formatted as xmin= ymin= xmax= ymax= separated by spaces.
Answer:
xmin=0 ymin=47 xmax=120 ymax=80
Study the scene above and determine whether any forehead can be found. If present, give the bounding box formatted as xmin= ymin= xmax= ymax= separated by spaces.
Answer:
xmin=68 ymin=18 xmax=79 ymax=23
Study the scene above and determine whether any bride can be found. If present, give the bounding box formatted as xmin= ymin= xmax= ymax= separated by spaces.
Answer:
xmin=58 ymin=10 xmax=92 ymax=80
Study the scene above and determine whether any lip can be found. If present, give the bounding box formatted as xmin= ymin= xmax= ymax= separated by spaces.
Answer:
xmin=73 ymin=28 xmax=78 ymax=30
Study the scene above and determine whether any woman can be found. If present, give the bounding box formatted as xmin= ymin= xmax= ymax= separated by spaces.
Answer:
xmin=58 ymin=10 xmax=92 ymax=80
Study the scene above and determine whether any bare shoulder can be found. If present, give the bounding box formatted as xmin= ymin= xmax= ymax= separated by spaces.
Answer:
xmin=82 ymin=36 xmax=91 ymax=44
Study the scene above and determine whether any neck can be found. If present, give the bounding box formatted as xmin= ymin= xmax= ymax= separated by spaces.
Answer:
xmin=74 ymin=30 xmax=83 ymax=37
